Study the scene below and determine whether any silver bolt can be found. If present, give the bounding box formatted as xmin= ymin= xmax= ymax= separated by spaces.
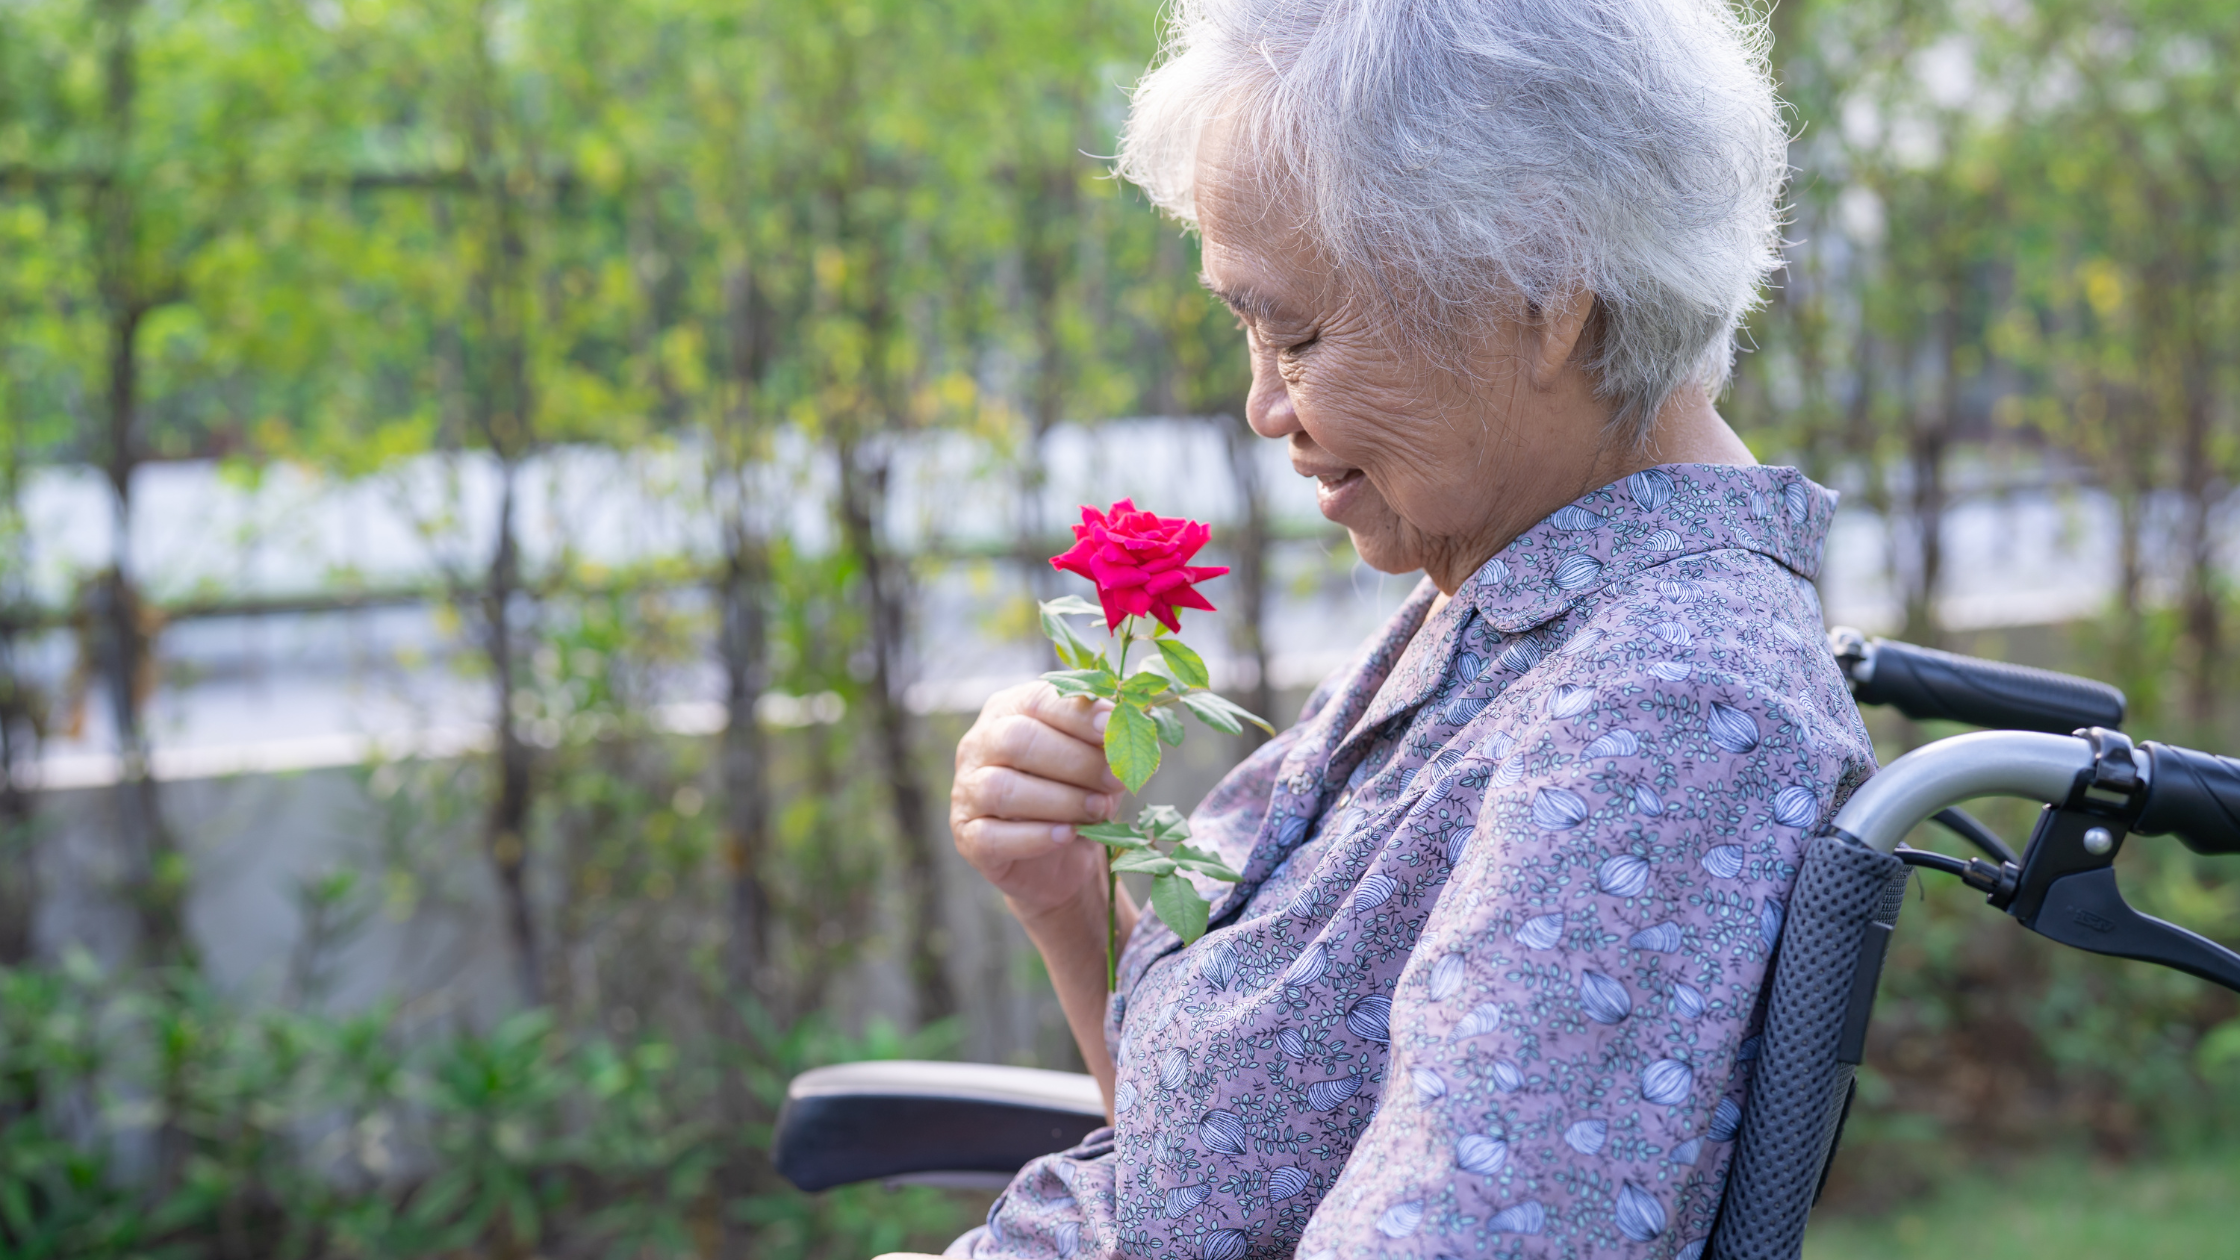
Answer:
xmin=2083 ymin=826 xmax=2115 ymax=856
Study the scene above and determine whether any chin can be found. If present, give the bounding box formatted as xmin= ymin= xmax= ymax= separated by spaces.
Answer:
xmin=1346 ymin=530 xmax=1424 ymax=577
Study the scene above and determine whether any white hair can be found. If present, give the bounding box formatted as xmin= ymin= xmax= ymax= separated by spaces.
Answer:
xmin=1117 ymin=0 xmax=1789 ymax=440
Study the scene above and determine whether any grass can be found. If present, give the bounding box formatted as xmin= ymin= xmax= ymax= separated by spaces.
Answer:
xmin=1803 ymin=1149 xmax=2240 ymax=1260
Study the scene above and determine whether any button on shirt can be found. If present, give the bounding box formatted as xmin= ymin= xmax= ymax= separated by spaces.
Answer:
xmin=950 ymin=464 xmax=1877 ymax=1260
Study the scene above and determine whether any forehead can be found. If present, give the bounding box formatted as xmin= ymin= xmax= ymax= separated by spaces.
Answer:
xmin=1194 ymin=124 xmax=1332 ymax=319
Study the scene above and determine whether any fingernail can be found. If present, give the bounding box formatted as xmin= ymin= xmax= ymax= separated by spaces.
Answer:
xmin=1086 ymin=794 xmax=1111 ymax=818
xmin=1092 ymin=710 xmax=1110 ymax=733
xmin=1051 ymin=824 xmax=1075 ymax=844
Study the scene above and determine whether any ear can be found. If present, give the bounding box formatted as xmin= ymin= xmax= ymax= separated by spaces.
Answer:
xmin=1529 ymin=290 xmax=1597 ymax=392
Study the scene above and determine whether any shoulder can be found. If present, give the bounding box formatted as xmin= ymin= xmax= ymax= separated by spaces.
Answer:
xmin=1460 ymin=549 xmax=1874 ymax=828
xmin=1529 ymin=549 xmax=1865 ymax=743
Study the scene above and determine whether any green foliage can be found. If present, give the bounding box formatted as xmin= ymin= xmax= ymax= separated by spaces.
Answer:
xmin=1103 ymin=701 xmax=1161 ymax=794
xmin=1037 ymin=599 xmax=1272 ymax=792
xmin=0 ymin=957 xmax=984 ymax=1259
xmin=1035 ymin=597 xmax=1253 ymax=960
xmin=6 ymin=0 xmax=2240 ymax=1245
xmin=1083 ymin=802 xmax=1239 ymax=962
xmin=1805 ymin=1148 xmax=2240 ymax=1260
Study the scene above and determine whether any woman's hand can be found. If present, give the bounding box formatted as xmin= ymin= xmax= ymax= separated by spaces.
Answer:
xmin=952 ymin=682 xmax=1138 ymax=1112
xmin=950 ymin=682 xmax=1125 ymax=922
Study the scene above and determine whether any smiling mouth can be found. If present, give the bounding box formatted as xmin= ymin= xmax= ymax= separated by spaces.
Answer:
xmin=1311 ymin=468 xmax=1367 ymax=520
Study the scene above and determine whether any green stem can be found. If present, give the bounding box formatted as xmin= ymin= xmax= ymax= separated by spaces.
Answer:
xmin=1102 ymin=617 xmax=1135 ymax=993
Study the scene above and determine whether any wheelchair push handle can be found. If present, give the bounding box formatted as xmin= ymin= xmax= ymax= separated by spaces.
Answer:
xmin=1717 ymin=725 xmax=2240 ymax=1259
xmin=1827 ymin=627 xmax=2126 ymax=735
xmin=2136 ymin=742 xmax=2240 ymax=856
xmin=1823 ymin=727 xmax=2240 ymax=995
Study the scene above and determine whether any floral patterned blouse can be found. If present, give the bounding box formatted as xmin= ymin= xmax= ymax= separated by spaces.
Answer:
xmin=947 ymin=464 xmax=1875 ymax=1260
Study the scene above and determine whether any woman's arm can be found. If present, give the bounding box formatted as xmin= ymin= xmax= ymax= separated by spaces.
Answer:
xmin=1013 ymin=863 xmax=1138 ymax=1111
xmin=950 ymin=682 xmax=1136 ymax=1113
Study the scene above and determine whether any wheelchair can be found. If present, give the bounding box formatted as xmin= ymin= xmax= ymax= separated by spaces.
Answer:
xmin=772 ymin=631 xmax=2240 ymax=1259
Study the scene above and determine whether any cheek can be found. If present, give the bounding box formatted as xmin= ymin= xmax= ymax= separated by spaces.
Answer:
xmin=1291 ymin=345 xmax=1441 ymax=467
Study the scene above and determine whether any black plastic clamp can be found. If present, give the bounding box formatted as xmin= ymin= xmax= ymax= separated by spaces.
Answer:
xmin=1996 ymin=727 xmax=2240 ymax=994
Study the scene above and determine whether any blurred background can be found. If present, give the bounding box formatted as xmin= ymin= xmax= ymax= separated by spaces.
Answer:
xmin=0 ymin=0 xmax=2235 ymax=1255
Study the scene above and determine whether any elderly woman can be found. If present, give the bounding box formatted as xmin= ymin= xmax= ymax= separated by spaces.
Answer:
xmin=927 ymin=1 xmax=1873 ymax=1257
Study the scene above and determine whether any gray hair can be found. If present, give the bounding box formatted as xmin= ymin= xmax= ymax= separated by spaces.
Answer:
xmin=1117 ymin=0 xmax=1789 ymax=440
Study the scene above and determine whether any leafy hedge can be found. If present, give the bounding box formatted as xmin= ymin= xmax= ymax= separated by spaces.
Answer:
xmin=0 ymin=958 xmax=984 ymax=1259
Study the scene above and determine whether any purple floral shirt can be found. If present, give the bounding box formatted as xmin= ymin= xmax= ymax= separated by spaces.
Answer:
xmin=948 ymin=465 xmax=1875 ymax=1260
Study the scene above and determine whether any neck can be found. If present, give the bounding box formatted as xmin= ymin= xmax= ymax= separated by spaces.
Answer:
xmin=1422 ymin=389 xmax=1754 ymax=595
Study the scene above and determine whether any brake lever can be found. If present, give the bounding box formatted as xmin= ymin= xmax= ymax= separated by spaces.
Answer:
xmin=2024 ymin=867 xmax=2240 ymax=994
xmin=1996 ymin=728 xmax=2240 ymax=996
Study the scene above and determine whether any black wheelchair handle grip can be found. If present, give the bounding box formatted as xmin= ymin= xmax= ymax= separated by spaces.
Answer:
xmin=1848 ymin=638 xmax=2126 ymax=735
xmin=2137 ymin=743 xmax=2240 ymax=856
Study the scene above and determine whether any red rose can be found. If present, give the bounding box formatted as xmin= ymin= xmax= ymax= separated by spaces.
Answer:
xmin=1049 ymin=499 xmax=1229 ymax=632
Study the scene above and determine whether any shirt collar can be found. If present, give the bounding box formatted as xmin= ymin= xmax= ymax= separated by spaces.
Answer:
xmin=1462 ymin=463 xmax=1836 ymax=634
xmin=1339 ymin=464 xmax=1834 ymax=743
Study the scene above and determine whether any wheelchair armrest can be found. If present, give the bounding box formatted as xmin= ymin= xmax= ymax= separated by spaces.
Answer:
xmin=772 ymin=1060 xmax=1108 ymax=1192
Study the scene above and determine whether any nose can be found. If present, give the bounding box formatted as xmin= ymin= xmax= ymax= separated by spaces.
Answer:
xmin=1244 ymin=334 xmax=1299 ymax=440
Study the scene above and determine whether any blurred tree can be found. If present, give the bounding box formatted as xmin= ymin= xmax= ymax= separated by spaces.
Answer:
xmin=2044 ymin=1 xmax=2239 ymax=728
xmin=0 ymin=0 xmax=305 ymax=965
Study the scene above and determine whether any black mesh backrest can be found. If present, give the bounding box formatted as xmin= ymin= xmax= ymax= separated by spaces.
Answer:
xmin=1709 ymin=835 xmax=1907 ymax=1260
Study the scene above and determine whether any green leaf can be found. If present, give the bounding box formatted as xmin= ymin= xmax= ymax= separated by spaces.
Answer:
xmin=1181 ymin=689 xmax=1275 ymax=735
xmin=1078 ymin=822 xmax=1149 ymax=849
xmin=1149 ymin=703 xmax=1185 ymax=747
xmin=1041 ymin=595 xmax=1102 ymax=618
xmin=1170 ymin=842 xmax=1243 ymax=882
xmin=1039 ymin=605 xmax=1107 ymax=670
xmin=1178 ymin=690 xmax=1242 ymax=734
xmin=1042 ymin=667 xmax=1118 ymax=699
xmin=1137 ymin=803 xmax=1190 ymax=844
xmin=1154 ymin=638 xmax=1211 ymax=689
xmin=1119 ymin=670 xmax=1171 ymax=700
xmin=1104 ymin=702 xmax=1161 ymax=793
xmin=1151 ymin=871 xmax=1212 ymax=944
xmin=1111 ymin=849 xmax=1178 ymax=875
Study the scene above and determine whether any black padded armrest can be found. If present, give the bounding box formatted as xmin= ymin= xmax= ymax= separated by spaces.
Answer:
xmin=772 ymin=1060 xmax=1108 ymax=1192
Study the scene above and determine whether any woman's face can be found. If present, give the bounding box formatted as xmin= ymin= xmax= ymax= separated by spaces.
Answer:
xmin=1195 ymin=130 xmax=1620 ymax=593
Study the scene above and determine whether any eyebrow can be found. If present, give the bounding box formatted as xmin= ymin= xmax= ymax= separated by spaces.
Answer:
xmin=1199 ymin=272 xmax=1290 ymax=324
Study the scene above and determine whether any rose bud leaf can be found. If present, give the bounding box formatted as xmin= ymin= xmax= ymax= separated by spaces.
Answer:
xmin=1079 ymin=822 xmax=1150 ymax=849
xmin=1155 ymin=639 xmax=1211 ymax=689
xmin=1106 ymin=702 xmax=1162 ymax=793
xmin=1179 ymin=691 xmax=1243 ymax=734
xmin=1152 ymin=871 xmax=1212 ymax=944
xmin=1120 ymin=670 xmax=1172 ymax=700
xmin=1181 ymin=690 xmax=1275 ymax=735
xmin=1112 ymin=849 xmax=1179 ymax=876
xmin=1043 ymin=668 xmax=1117 ymax=700
xmin=1040 ymin=620 xmax=1105 ymax=672
xmin=1137 ymin=803 xmax=1190 ymax=842
xmin=1150 ymin=704 xmax=1186 ymax=747
xmin=1171 ymin=843 xmax=1243 ymax=883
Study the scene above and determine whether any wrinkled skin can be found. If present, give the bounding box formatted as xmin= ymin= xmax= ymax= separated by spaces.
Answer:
xmin=1192 ymin=118 xmax=1753 ymax=593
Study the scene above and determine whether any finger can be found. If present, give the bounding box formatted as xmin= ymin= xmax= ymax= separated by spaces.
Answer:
xmin=980 ymin=713 xmax=1122 ymax=793
xmin=1019 ymin=682 xmax=1115 ymax=747
xmin=958 ymin=764 xmax=1114 ymax=824
xmin=954 ymin=815 xmax=1090 ymax=863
